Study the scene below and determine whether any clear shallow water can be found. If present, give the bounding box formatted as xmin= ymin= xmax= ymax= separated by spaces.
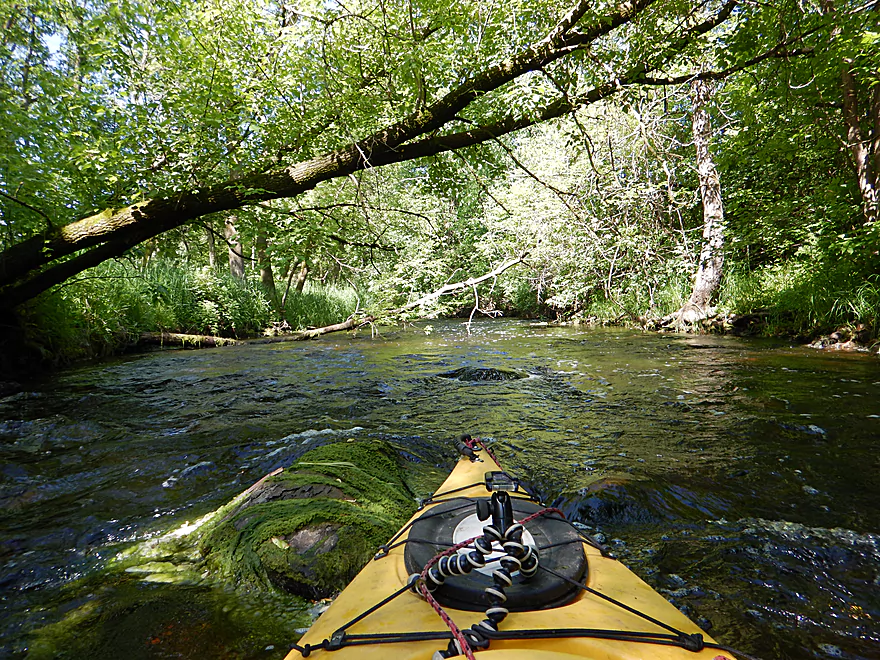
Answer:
xmin=1 ymin=321 xmax=878 ymax=659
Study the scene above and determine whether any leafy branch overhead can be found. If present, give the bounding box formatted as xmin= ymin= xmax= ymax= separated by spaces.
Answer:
xmin=1 ymin=0 xmax=797 ymax=309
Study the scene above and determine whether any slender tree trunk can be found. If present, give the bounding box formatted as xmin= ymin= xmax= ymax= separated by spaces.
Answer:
xmin=140 ymin=239 xmax=155 ymax=270
xmin=678 ymin=78 xmax=725 ymax=324
xmin=294 ymin=260 xmax=309 ymax=293
xmin=841 ymin=63 xmax=879 ymax=223
xmin=225 ymin=217 xmax=245 ymax=279
xmin=255 ymin=232 xmax=279 ymax=311
xmin=824 ymin=0 xmax=879 ymax=224
xmin=872 ymin=80 xmax=880 ymax=190
xmin=872 ymin=79 xmax=880 ymax=191
xmin=206 ymin=222 xmax=216 ymax=269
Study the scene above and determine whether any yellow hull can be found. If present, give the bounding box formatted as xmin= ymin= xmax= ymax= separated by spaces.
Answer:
xmin=287 ymin=455 xmax=734 ymax=660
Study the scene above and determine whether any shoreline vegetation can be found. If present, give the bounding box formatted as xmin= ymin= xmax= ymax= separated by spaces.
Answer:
xmin=1 ymin=259 xmax=877 ymax=385
xmin=2 ymin=0 xmax=879 ymax=378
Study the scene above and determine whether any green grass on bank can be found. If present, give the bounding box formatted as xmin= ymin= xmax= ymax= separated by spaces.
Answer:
xmin=719 ymin=262 xmax=880 ymax=337
xmin=557 ymin=259 xmax=878 ymax=341
xmin=282 ymin=282 xmax=365 ymax=331
xmin=6 ymin=255 xmax=879 ymax=372
xmin=10 ymin=261 xmax=365 ymax=365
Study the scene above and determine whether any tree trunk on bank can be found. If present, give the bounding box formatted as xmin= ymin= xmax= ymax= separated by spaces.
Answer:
xmin=280 ymin=259 xmax=309 ymax=312
xmin=0 ymin=0 xmax=741 ymax=310
xmin=824 ymin=0 xmax=879 ymax=224
xmin=841 ymin=64 xmax=879 ymax=224
xmin=294 ymin=260 xmax=309 ymax=294
xmin=225 ymin=217 xmax=245 ymax=280
xmin=676 ymin=78 xmax=725 ymax=325
xmin=206 ymin=221 xmax=216 ymax=269
xmin=255 ymin=232 xmax=279 ymax=312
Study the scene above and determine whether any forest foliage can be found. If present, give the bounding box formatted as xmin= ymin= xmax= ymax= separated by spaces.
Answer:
xmin=1 ymin=0 xmax=879 ymax=363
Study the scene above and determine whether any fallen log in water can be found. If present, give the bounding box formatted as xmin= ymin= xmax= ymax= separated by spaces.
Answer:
xmin=253 ymin=252 xmax=528 ymax=343
xmin=138 ymin=332 xmax=239 ymax=348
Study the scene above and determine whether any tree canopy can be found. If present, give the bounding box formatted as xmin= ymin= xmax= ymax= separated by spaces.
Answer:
xmin=1 ymin=0 xmax=878 ymax=349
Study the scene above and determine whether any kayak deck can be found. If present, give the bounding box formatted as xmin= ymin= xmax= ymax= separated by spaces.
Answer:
xmin=286 ymin=454 xmax=734 ymax=660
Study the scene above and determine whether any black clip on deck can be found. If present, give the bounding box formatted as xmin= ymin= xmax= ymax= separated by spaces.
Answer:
xmin=455 ymin=437 xmax=482 ymax=462
xmin=484 ymin=470 xmax=518 ymax=492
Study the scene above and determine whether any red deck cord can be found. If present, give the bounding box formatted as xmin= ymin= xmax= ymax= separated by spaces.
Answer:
xmin=419 ymin=534 xmax=481 ymax=660
xmin=466 ymin=436 xmax=499 ymax=466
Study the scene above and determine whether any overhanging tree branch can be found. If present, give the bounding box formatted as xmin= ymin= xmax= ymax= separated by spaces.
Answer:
xmin=0 ymin=0 xmax=755 ymax=310
xmin=0 ymin=0 xmax=655 ymax=307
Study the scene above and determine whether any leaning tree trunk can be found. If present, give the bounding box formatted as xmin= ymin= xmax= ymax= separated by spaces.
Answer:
xmin=225 ymin=217 xmax=245 ymax=280
xmin=677 ymin=78 xmax=726 ymax=325
xmin=0 ymin=0 xmax=737 ymax=311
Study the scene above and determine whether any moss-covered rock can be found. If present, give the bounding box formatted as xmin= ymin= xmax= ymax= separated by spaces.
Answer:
xmin=199 ymin=439 xmax=418 ymax=598
xmin=26 ymin=439 xmax=433 ymax=658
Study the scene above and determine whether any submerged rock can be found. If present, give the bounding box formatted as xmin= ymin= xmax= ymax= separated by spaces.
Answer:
xmin=199 ymin=439 xmax=418 ymax=598
xmin=30 ymin=439 xmax=436 ymax=655
xmin=111 ymin=438 xmax=428 ymax=602
xmin=437 ymin=367 xmax=525 ymax=381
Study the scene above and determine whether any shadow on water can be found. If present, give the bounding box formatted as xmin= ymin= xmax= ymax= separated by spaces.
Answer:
xmin=1 ymin=320 xmax=879 ymax=659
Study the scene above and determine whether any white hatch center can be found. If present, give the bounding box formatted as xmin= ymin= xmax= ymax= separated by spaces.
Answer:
xmin=452 ymin=513 xmax=536 ymax=576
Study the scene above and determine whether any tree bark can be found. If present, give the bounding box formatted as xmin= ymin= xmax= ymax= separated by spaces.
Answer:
xmin=872 ymin=77 xmax=880 ymax=194
xmin=294 ymin=260 xmax=309 ymax=294
xmin=206 ymin=221 xmax=216 ymax=269
xmin=0 ymin=0 xmax=740 ymax=309
xmin=255 ymin=231 xmax=278 ymax=307
xmin=224 ymin=217 xmax=245 ymax=279
xmin=841 ymin=63 xmax=879 ymax=223
xmin=823 ymin=0 xmax=879 ymax=224
xmin=678 ymin=78 xmax=726 ymax=324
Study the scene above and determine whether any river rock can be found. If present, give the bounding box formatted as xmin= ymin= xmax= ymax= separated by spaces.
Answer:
xmin=199 ymin=439 xmax=419 ymax=598
xmin=437 ymin=367 xmax=525 ymax=381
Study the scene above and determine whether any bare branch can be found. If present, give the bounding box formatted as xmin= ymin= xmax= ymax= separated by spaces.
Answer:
xmin=0 ymin=190 xmax=53 ymax=230
xmin=395 ymin=252 xmax=529 ymax=314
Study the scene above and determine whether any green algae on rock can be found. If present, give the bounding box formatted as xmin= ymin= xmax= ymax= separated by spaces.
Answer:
xmin=27 ymin=439 xmax=427 ymax=658
xmin=199 ymin=439 xmax=419 ymax=598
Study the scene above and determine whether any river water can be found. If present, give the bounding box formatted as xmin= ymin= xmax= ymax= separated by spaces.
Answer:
xmin=1 ymin=321 xmax=878 ymax=659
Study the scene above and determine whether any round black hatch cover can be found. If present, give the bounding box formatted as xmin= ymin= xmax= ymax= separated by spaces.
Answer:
xmin=404 ymin=498 xmax=587 ymax=611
